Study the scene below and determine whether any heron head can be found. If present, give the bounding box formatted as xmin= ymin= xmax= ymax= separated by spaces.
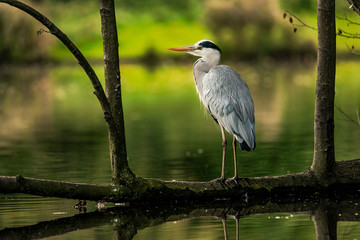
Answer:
xmin=168 ymin=40 xmax=221 ymax=59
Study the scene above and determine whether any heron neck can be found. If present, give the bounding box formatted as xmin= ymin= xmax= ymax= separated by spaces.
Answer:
xmin=204 ymin=54 xmax=220 ymax=69
xmin=193 ymin=56 xmax=220 ymax=100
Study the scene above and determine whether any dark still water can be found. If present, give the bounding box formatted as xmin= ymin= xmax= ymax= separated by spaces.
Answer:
xmin=0 ymin=61 xmax=360 ymax=239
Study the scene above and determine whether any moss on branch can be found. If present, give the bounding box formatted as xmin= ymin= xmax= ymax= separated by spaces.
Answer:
xmin=1 ymin=159 xmax=360 ymax=203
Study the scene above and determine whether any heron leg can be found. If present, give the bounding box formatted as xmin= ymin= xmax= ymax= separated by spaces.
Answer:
xmin=220 ymin=126 xmax=227 ymax=180
xmin=235 ymin=214 xmax=239 ymax=240
xmin=232 ymin=136 xmax=238 ymax=179
xmin=221 ymin=217 xmax=228 ymax=240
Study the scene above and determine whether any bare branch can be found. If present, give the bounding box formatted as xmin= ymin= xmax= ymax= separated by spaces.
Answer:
xmin=337 ymin=28 xmax=360 ymax=39
xmin=345 ymin=42 xmax=360 ymax=55
xmin=347 ymin=0 xmax=360 ymax=16
xmin=284 ymin=10 xmax=360 ymax=41
xmin=336 ymin=14 xmax=360 ymax=26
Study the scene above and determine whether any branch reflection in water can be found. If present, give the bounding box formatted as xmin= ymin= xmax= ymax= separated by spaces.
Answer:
xmin=1 ymin=197 xmax=359 ymax=240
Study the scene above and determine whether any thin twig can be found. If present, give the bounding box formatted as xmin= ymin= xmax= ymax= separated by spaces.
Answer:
xmin=335 ymin=105 xmax=360 ymax=127
xmin=347 ymin=0 xmax=360 ymax=16
xmin=338 ymin=28 xmax=360 ymax=39
xmin=344 ymin=42 xmax=360 ymax=55
xmin=36 ymin=28 xmax=50 ymax=36
xmin=284 ymin=10 xmax=360 ymax=40
xmin=284 ymin=10 xmax=317 ymax=31
xmin=336 ymin=14 xmax=360 ymax=26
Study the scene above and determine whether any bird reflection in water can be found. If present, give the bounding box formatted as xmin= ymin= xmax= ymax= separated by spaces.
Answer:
xmin=221 ymin=215 xmax=240 ymax=240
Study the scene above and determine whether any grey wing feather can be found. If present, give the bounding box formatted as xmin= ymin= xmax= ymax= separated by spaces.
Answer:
xmin=202 ymin=65 xmax=255 ymax=149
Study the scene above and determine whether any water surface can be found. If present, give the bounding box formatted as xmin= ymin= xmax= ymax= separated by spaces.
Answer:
xmin=0 ymin=60 xmax=360 ymax=239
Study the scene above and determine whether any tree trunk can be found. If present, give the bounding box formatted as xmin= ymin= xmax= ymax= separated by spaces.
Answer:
xmin=311 ymin=0 xmax=336 ymax=181
xmin=311 ymin=203 xmax=338 ymax=240
xmin=99 ymin=0 xmax=134 ymax=184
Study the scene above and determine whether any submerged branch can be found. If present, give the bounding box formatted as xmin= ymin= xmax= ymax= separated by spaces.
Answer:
xmin=1 ymin=195 xmax=360 ymax=240
xmin=0 ymin=209 xmax=115 ymax=240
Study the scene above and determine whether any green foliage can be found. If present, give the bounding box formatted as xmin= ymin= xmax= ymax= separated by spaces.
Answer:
xmin=41 ymin=0 xmax=210 ymax=60
xmin=204 ymin=0 xmax=316 ymax=59
xmin=117 ymin=0 xmax=204 ymax=22
xmin=279 ymin=0 xmax=315 ymax=13
xmin=118 ymin=21 xmax=211 ymax=58
xmin=3 ymin=0 xmax=360 ymax=62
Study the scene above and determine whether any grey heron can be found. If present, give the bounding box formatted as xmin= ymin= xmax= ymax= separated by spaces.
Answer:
xmin=168 ymin=40 xmax=255 ymax=181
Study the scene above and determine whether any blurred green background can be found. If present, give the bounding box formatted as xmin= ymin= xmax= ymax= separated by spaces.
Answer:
xmin=1 ymin=0 xmax=360 ymax=182
xmin=1 ymin=0 xmax=360 ymax=188
xmin=0 ymin=0 xmax=359 ymax=63
xmin=1 ymin=1 xmax=360 ymax=239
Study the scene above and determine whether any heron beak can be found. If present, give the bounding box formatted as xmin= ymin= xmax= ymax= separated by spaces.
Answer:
xmin=168 ymin=46 xmax=195 ymax=52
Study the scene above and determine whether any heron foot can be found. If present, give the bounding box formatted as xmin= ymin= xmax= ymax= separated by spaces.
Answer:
xmin=211 ymin=177 xmax=226 ymax=184
xmin=230 ymin=176 xmax=240 ymax=185
xmin=231 ymin=175 xmax=239 ymax=182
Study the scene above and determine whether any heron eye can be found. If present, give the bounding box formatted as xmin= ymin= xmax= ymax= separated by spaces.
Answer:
xmin=196 ymin=46 xmax=203 ymax=50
